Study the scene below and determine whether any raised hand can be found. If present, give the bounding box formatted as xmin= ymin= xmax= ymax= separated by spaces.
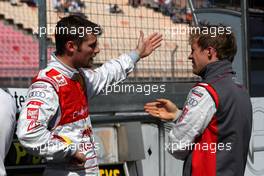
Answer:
xmin=136 ymin=31 xmax=163 ymax=58
xmin=144 ymin=98 xmax=179 ymax=121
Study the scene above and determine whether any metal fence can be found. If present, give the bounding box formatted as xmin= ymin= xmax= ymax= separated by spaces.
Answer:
xmin=45 ymin=0 xmax=197 ymax=81
xmin=0 ymin=0 xmax=200 ymax=88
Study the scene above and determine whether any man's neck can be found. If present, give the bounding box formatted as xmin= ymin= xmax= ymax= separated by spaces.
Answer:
xmin=55 ymin=54 xmax=76 ymax=69
xmin=198 ymin=59 xmax=233 ymax=80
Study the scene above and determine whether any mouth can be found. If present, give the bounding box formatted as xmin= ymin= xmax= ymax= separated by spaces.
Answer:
xmin=89 ymin=57 xmax=96 ymax=67
xmin=88 ymin=58 xmax=93 ymax=66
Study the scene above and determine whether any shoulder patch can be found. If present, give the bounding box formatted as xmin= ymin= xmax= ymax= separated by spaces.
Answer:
xmin=34 ymin=76 xmax=59 ymax=92
xmin=195 ymin=82 xmax=219 ymax=109
xmin=33 ymin=68 xmax=69 ymax=92
xmin=191 ymin=89 xmax=204 ymax=98
xmin=52 ymin=74 xmax=67 ymax=86
xmin=186 ymin=96 xmax=199 ymax=107
xmin=31 ymin=83 xmax=47 ymax=89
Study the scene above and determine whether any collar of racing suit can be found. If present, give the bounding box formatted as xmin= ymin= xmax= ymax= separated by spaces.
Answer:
xmin=49 ymin=53 xmax=80 ymax=79
xmin=198 ymin=59 xmax=236 ymax=81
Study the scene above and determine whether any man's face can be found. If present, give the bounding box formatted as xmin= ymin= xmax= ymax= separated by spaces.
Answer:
xmin=72 ymin=34 xmax=100 ymax=68
xmin=188 ymin=39 xmax=210 ymax=75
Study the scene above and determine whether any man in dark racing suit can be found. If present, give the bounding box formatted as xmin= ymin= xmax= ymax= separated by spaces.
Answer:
xmin=144 ymin=24 xmax=252 ymax=176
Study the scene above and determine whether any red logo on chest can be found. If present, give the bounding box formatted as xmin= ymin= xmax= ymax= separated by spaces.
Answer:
xmin=82 ymin=126 xmax=93 ymax=138
xmin=73 ymin=107 xmax=88 ymax=119
xmin=52 ymin=74 xmax=67 ymax=86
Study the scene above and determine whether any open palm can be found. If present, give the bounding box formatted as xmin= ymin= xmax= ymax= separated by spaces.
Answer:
xmin=136 ymin=31 xmax=163 ymax=58
xmin=144 ymin=99 xmax=178 ymax=121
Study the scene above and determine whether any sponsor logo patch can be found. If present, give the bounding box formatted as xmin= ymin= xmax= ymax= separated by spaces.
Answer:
xmin=191 ymin=89 xmax=204 ymax=98
xmin=52 ymin=74 xmax=67 ymax=86
xmin=82 ymin=126 xmax=93 ymax=138
xmin=31 ymin=83 xmax=47 ymax=89
xmin=187 ymin=97 xmax=198 ymax=107
xmin=27 ymin=101 xmax=44 ymax=106
xmin=27 ymin=108 xmax=39 ymax=120
xmin=27 ymin=121 xmax=41 ymax=131
xmin=73 ymin=107 xmax=89 ymax=119
xmin=28 ymin=91 xmax=46 ymax=98
xmin=27 ymin=108 xmax=41 ymax=131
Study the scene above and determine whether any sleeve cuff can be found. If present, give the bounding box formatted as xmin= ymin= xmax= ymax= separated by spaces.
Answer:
xmin=172 ymin=110 xmax=182 ymax=122
xmin=128 ymin=50 xmax=140 ymax=64
xmin=66 ymin=143 xmax=78 ymax=157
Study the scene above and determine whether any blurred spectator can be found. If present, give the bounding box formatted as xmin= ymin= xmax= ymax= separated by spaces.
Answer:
xmin=68 ymin=0 xmax=87 ymax=15
xmin=159 ymin=0 xmax=176 ymax=16
xmin=186 ymin=7 xmax=192 ymax=24
xmin=68 ymin=0 xmax=81 ymax=13
xmin=52 ymin=0 xmax=84 ymax=13
xmin=10 ymin=0 xmax=19 ymax=6
xmin=129 ymin=0 xmax=141 ymax=8
xmin=136 ymin=0 xmax=192 ymax=24
xmin=53 ymin=0 xmax=71 ymax=12
xmin=109 ymin=4 xmax=123 ymax=14
xmin=52 ymin=0 xmax=65 ymax=12
xmin=171 ymin=7 xmax=193 ymax=24
xmin=142 ymin=0 xmax=159 ymax=9
xmin=75 ymin=0 xmax=85 ymax=8
xmin=20 ymin=0 xmax=38 ymax=7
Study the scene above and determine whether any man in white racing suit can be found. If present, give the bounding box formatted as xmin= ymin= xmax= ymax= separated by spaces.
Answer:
xmin=16 ymin=15 xmax=162 ymax=176
xmin=0 ymin=89 xmax=16 ymax=176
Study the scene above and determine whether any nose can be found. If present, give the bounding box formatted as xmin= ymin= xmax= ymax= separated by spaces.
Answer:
xmin=188 ymin=53 xmax=193 ymax=60
xmin=94 ymin=46 xmax=100 ymax=54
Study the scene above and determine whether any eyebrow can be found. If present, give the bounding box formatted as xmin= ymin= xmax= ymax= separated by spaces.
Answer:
xmin=88 ymin=38 xmax=97 ymax=44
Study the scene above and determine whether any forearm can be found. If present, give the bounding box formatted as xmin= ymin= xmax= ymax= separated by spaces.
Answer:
xmin=17 ymin=122 xmax=76 ymax=162
xmin=85 ymin=51 xmax=140 ymax=98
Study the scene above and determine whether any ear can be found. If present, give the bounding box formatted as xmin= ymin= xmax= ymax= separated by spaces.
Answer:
xmin=207 ymin=46 xmax=217 ymax=60
xmin=65 ymin=41 xmax=77 ymax=53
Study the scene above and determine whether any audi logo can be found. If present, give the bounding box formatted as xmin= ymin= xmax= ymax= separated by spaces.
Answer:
xmin=187 ymin=97 xmax=198 ymax=107
xmin=28 ymin=91 xmax=46 ymax=98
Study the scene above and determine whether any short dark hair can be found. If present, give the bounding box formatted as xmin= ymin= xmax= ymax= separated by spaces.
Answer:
xmin=55 ymin=15 xmax=102 ymax=55
xmin=189 ymin=23 xmax=237 ymax=62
